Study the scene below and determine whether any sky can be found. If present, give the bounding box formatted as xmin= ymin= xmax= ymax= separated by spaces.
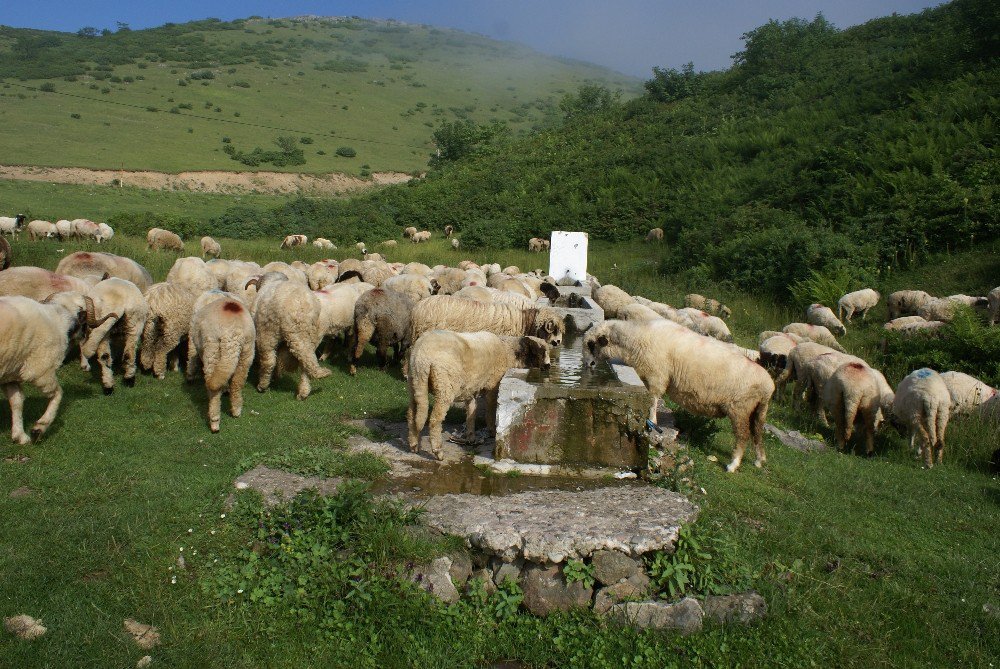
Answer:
xmin=0 ymin=0 xmax=941 ymax=77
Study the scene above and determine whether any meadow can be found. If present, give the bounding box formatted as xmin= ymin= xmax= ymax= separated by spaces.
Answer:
xmin=1 ymin=232 xmax=997 ymax=667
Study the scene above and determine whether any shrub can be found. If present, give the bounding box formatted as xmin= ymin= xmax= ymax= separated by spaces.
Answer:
xmin=460 ymin=217 xmax=526 ymax=251
xmin=39 ymin=82 xmax=55 ymax=92
xmin=335 ymin=146 xmax=357 ymax=158
xmin=70 ymin=113 xmax=81 ymax=119
xmin=300 ymin=136 xmax=313 ymax=144
xmin=189 ymin=69 xmax=215 ymax=80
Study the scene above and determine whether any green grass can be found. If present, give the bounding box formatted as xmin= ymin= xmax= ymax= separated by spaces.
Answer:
xmin=1 ymin=235 xmax=998 ymax=666
xmin=0 ymin=18 xmax=641 ymax=174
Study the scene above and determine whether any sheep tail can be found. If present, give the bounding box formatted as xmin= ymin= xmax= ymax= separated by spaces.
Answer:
xmin=202 ymin=340 xmax=230 ymax=392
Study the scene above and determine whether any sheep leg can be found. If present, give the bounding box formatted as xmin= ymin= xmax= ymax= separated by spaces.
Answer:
xmin=648 ymin=396 xmax=659 ymax=425
xmin=463 ymin=396 xmax=478 ymax=442
xmin=725 ymin=407 xmax=753 ymax=473
xmin=350 ymin=318 xmax=375 ymax=376
xmin=751 ymin=400 xmax=768 ymax=467
xmin=96 ymin=338 xmax=115 ymax=395
xmin=79 ymin=347 xmax=91 ymax=372
xmin=296 ymin=371 xmax=312 ymax=401
xmin=935 ymin=408 xmax=948 ymax=465
xmin=256 ymin=337 xmax=279 ymax=392
xmin=287 ymin=336 xmax=331 ymax=380
xmin=139 ymin=319 xmax=157 ymax=371
xmin=832 ymin=394 xmax=848 ymax=451
xmin=154 ymin=321 xmax=186 ymax=379
xmin=485 ymin=388 xmax=499 ymax=435
xmin=428 ymin=393 xmax=450 ymax=460
xmin=230 ymin=344 xmax=254 ymax=418
xmin=28 ymin=372 xmax=64 ymax=441
xmin=4 ymin=383 xmax=29 ymax=445
xmin=185 ymin=338 xmax=200 ymax=383
xmin=861 ymin=406 xmax=877 ymax=455
xmin=914 ymin=415 xmax=934 ymax=468
xmin=207 ymin=388 xmax=223 ymax=433
xmin=121 ymin=319 xmax=144 ymax=387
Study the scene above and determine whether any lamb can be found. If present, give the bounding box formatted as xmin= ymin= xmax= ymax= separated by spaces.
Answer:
xmin=678 ymin=308 xmax=733 ymax=342
xmin=56 ymin=251 xmax=154 ymax=293
xmin=0 ymin=214 xmax=25 ymax=236
xmin=782 ymin=323 xmax=846 ymax=352
xmin=280 ymin=234 xmax=308 ymax=249
xmin=147 ymin=227 xmax=184 ymax=252
xmin=938 ymin=371 xmax=997 ymax=415
xmin=988 ymin=287 xmax=1000 ymax=326
xmin=593 ymin=284 xmax=635 ymax=318
xmin=0 ymin=292 xmax=115 ymax=443
xmin=0 ymin=266 xmax=91 ymax=300
xmin=26 ymin=220 xmax=57 ymax=240
xmin=382 ymin=273 xmax=433 ymax=303
xmin=411 ymin=230 xmax=431 ymax=243
xmin=140 ymin=282 xmax=199 ymax=379
xmin=837 ymin=289 xmax=880 ymax=323
xmin=0 ymin=236 xmax=8 ymax=270
xmin=201 ymin=236 xmax=222 ymax=258
xmin=822 ymin=361 xmax=885 ymax=455
xmin=79 ymin=278 xmax=150 ymax=393
xmin=166 ymin=256 xmax=217 ymax=293
xmin=349 ymin=288 xmax=415 ymax=375
xmin=892 ymin=368 xmax=951 ymax=468
xmin=887 ymin=290 xmax=933 ymax=319
xmin=54 ymin=219 xmax=75 ymax=240
xmin=95 ymin=223 xmax=114 ymax=243
xmin=403 ymin=226 xmax=418 ymax=239
xmin=246 ymin=272 xmax=331 ymax=399
xmin=407 ymin=331 xmax=551 ymax=460
xmin=806 ymin=303 xmax=847 ymax=336
xmin=185 ymin=295 xmax=256 ymax=432
xmin=645 ymin=228 xmax=663 ymax=242
xmin=528 ymin=238 xmax=550 ymax=252
xmin=312 ymin=238 xmax=336 ymax=250
xmin=409 ymin=295 xmax=565 ymax=351
xmin=583 ymin=319 xmax=774 ymax=472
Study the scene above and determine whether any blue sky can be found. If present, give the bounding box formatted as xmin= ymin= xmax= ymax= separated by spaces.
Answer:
xmin=1 ymin=1 xmax=940 ymax=77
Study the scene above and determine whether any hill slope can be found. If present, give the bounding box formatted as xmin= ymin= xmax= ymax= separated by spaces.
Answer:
xmin=0 ymin=16 xmax=640 ymax=174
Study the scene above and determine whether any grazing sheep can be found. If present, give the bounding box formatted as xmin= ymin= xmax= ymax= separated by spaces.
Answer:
xmin=246 ymin=272 xmax=331 ymax=399
xmin=887 ymin=290 xmax=933 ymax=319
xmin=774 ymin=341 xmax=838 ymax=396
xmin=349 ymin=288 xmax=415 ymax=375
xmin=312 ymin=238 xmax=335 ymax=250
xmin=584 ymin=319 xmax=774 ymax=472
xmin=201 ymin=259 xmax=231 ymax=290
xmin=261 ymin=261 xmax=308 ymax=286
xmin=917 ymin=298 xmax=961 ymax=323
xmin=683 ymin=294 xmax=731 ymax=319
xmin=946 ymin=294 xmax=989 ymax=309
xmin=383 ymin=273 xmax=433 ymax=303
xmin=443 ymin=225 xmax=454 ymax=238
xmin=80 ymin=278 xmax=150 ymax=393
xmin=758 ymin=330 xmax=805 ymax=346
xmin=95 ymin=223 xmax=114 ymax=243
xmin=380 ymin=239 xmax=398 ymax=248
xmin=363 ymin=252 xmax=385 ymax=263
xmin=201 ymin=236 xmax=222 ymax=258
xmin=307 ymin=260 xmax=340 ymax=291
xmin=280 ymin=234 xmax=308 ymax=249
xmin=987 ymin=287 xmax=1000 ymax=326
xmin=893 ymin=368 xmax=951 ymax=468
xmin=339 ymin=260 xmax=393 ymax=288
xmin=72 ymin=219 xmax=100 ymax=241
xmin=409 ymin=295 xmax=565 ymax=351
xmin=451 ymin=238 xmax=460 ymax=250
xmin=678 ymin=308 xmax=733 ymax=342
xmin=411 ymin=230 xmax=431 ymax=243
xmin=140 ymin=282 xmax=199 ymax=379
xmin=147 ymin=227 xmax=184 ymax=252
xmin=883 ymin=316 xmax=947 ymax=335
xmin=838 ymin=288 xmax=880 ymax=323
xmin=822 ymin=362 xmax=884 ymax=455
xmin=56 ymin=251 xmax=154 ymax=293
xmin=185 ymin=295 xmax=256 ymax=433
xmin=403 ymin=226 xmax=418 ymax=239
xmin=0 ymin=266 xmax=91 ymax=299
xmin=223 ymin=261 xmax=264 ymax=307
xmin=0 ymin=236 xmax=10 ymax=271
xmin=645 ymin=228 xmax=663 ymax=242
xmin=54 ymin=219 xmax=74 ymax=240
xmin=782 ymin=323 xmax=846 ymax=352
xmin=0 ymin=292 xmax=114 ymax=443
xmin=430 ymin=267 xmax=470 ymax=295
xmin=313 ymin=281 xmax=374 ymax=360
xmin=980 ymin=394 xmax=1000 ymax=423
xmin=800 ymin=351 xmax=867 ymax=423
xmin=408 ymin=331 xmax=551 ymax=460
xmin=593 ymin=284 xmax=635 ymax=318
xmin=634 ymin=297 xmax=697 ymax=330
xmin=759 ymin=334 xmax=800 ymax=372
xmin=807 ymin=303 xmax=847 ymax=336
xmin=615 ymin=302 xmax=663 ymax=323
xmin=26 ymin=220 xmax=57 ymax=240
xmin=0 ymin=215 xmax=25 ymax=236
xmin=527 ymin=238 xmax=550 ymax=252
xmin=938 ymin=371 xmax=997 ymax=415
xmin=166 ymin=256 xmax=217 ymax=293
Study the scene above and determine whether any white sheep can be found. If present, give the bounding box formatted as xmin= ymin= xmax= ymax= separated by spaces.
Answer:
xmin=313 ymin=281 xmax=373 ymax=360
xmin=380 ymin=239 xmax=398 ymax=248
xmin=409 ymin=295 xmax=565 ymax=352
xmin=0 ymin=266 xmax=91 ymax=299
xmin=892 ymin=368 xmax=951 ymax=467
xmin=451 ymin=238 xmax=460 ymax=250
xmin=55 ymin=251 xmax=154 ymax=293
xmin=140 ymin=282 xmax=200 ymax=379
xmin=307 ymin=260 xmax=340 ymax=291
xmin=634 ymin=297 xmax=697 ymax=330
xmin=822 ymin=361 xmax=886 ymax=455
xmin=593 ymin=284 xmax=635 ymax=318
xmin=645 ymin=228 xmax=663 ymax=242
xmin=95 ymin=223 xmax=114 ymax=243
xmin=280 ymin=234 xmax=308 ymax=249
xmin=800 ymin=351 xmax=868 ymax=424
xmin=678 ymin=308 xmax=733 ymax=342
xmin=312 ymin=237 xmax=336 ymax=250
xmin=883 ymin=316 xmax=946 ymax=335
xmin=402 ymin=262 xmax=433 ymax=276
xmin=988 ymin=287 xmax=1000 ymax=326
xmin=54 ymin=219 xmax=74 ymax=240
xmin=403 ymin=226 xmax=417 ymax=239
xmin=806 ymin=303 xmax=847 ymax=336
xmin=527 ymin=237 xmax=549 ymax=252
xmin=0 ymin=214 xmax=25 ymax=237
xmin=430 ymin=267 xmax=470 ymax=295
xmin=411 ymin=230 xmax=431 ymax=243
xmin=147 ymin=227 xmax=184 ymax=252
xmin=26 ymin=220 xmax=57 ymax=240
xmin=938 ymin=371 xmax=997 ymax=415
xmin=0 ymin=236 xmax=8 ymax=271
xmin=614 ymin=302 xmax=663 ymax=323
xmin=261 ymin=261 xmax=309 ymax=286
xmin=185 ymin=295 xmax=256 ymax=432
xmin=583 ymin=319 xmax=774 ymax=472
xmin=837 ymin=288 xmax=880 ymax=323
xmin=72 ymin=219 xmax=100 ymax=240
xmin=758 ymin=333 xmax=800 ymax=372
xmin=0 ymin=292 xmax=115 ymax=443
xmin=683 ymin=294 xmax=732 ymax=319
xmin=201 ymin=236 xmax=222 ymax=258
xmin=166 ymin=256 xmax=217 ymax=293
xmin=79 ymin=278 xmax=150 ymax=393
xmin=887 ymin=290 xmax=933 ymax=319
xmin=782 ymin=323 xmax=846 ymax=352
xmin=407 ymin=331 xmax=552 ymax=460
xmin=774 ymin=341 xmax=839 ymax=397
xmin=382 ymin=273 xmax=433 ymax=303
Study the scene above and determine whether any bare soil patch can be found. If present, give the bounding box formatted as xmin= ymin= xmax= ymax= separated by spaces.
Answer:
xmin=0 ymin=164 xmax=413 ymax=196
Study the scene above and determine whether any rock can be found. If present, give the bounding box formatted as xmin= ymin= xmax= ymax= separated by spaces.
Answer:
xmin=607 ymin=597 xmax=704 ymax=635
xmin=593 ymin=575 xmax=650 ymax=614
xmin=467 ymin=568 xmax=497 ymax=596
xmin=702 ymin=592 xmax=767 ymax=625
xmin=229 ymin=465 xmax=344 ymax=508
xmin=123 ymin=618 xmax=161 ymax=650
xmin=136 ymin=656 xmax=153 ymax=668
xmin=4 ymin=614 xmax=46 ymax=640
xmin=520 ymin=563 xmax=593 ymax=616
xmin=492 ymin=559 xmax=523 ymax=587
xmin=765 ymin=424 xmax=827 ymax=453
xmin=447 ymin=551 xmax=473 ymax=587
xmin=410 ymin=557 xmax=460 ymax=605
xmin=591 ymin=549 xmax=642 ymax=585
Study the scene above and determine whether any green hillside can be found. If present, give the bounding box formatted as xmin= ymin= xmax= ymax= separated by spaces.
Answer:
xmin=0 ymin=17 xmax=641 ymax=174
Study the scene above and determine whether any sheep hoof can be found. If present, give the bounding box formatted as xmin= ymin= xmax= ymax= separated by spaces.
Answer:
xmin=103 ymin=386 xmax=114 ymax=396
xmin=30 ymin=428 xmax=44 ymax=442
xmin=725 ymin=462 xmax=739 ymax=473
xmin=210 ymin=425 xmax=220 ymax=434
xmin=13 ymin=434 xmax=30 ymax=445
xmin=754 ymin=459 xmax=765 ymax=468
xmin=256 ymin=386 xmax=268 ymax=393
xmin=124 ymin=376 xmax=136 ymax=388
xmin=433 ymin=450 xmax=444 ymax=461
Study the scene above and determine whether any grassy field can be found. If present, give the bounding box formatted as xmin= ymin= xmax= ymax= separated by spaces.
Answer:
xmin=0 ymin=18 xmax=641 ymax=175
xmin=1 ymin=234 xmax=998 ymax=667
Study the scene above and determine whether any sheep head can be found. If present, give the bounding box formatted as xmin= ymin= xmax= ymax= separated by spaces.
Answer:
xmin=518 ymin=336 xmax=551 ymax=371
xmin=534 ymin=308 xmax=565 ymax=347
xmin=539 ymin=282 xmax=560 ymax=304
xmin=583 ymin=326 xmax=612 ymax=370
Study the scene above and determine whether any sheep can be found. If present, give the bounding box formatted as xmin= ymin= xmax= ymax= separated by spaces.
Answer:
xmin=0 ymin=214 xmax=25 ymax=237
xmin=379 ymin=239 xmax=398 ymax=248
xmin=757 ymin=330 xmax=805 ymax=346
xmin=409 ymin=295 xmax=565 ymax=352
xmin=246 ymin=272 xmax=331 ymax=399
xmin=73 ymin=219 xmax=100 ymax=240
xmin=800 ymin=351 xmax=868 ymax=424
xmin=382 ymin=273 xmax=433 ymax=303
xmin=55 ymin=251 xmax=153 ymax=293
xmin=339 ymin=260 xmax=393 ymax=288
xmin=313 ymin=281 xmax=374 ymax=360
xmin=452 ymin=285 xmax=493 ymax=303
xmin=528 ymin=238 xmax=550 ymax=252
xmin=917 ymin=298 xmax=960 ymax=323
xmin=980 ymin=394 xmax=1000 ymax=423
xmin=408 ymin=331 xmax=551 ymax=460
xmin=223 ymin=261 xmax=264 ymax=307
xmin=261 ymin=261 xmax=309 ymax=286
xmin=54 ymin=219 xmax=75 ymax=240
xmin=938 ymin=371 xmax=997 ymax=415
xmin=0 ymin=236 xmax=10 ymax=271
xmin=887 ymin=290 xmax=933 ymax=319
xmin=883 ymin=316 xmax=947 ymax=336
xmin=837 ymin=288 xmax=880 ymax=323
xmin=893 ymin=368 xmax=951 ymax=467
xmin=774 ymin=341 xmax=838 ymax=396
xmin=451 ymin=238 xmax=460 ymax=250
xmin=782 ymin=323 xmax=846 ymax=352
xmin=442 ymin=225 xmax=454 ymax=238
xmin=489 ymin=276 xmax=533 ymax=300
xmin=166 ymin=256 xmax=217 ymax=293
xmin=682 ymin=294 xmax=732 ymax=319
xmin=140 ymin=282 xmax=199 ymax=379
xmin=617 ymin=302 xmax=663 ymax=323
xmin=678 ymin=308 xmax=733 ymax=342
xmin=185 ymin=295 xmax=256 ymax=432
xmin=201 ymin=236 xmax=222 ymax=259
xmin=584 ymin=319 xmax=775 ymax=472
xmin=634 ymin=297 xmax=697 ymax=330
xmin=349 ymin=288 xmax=415 ymax=375
xmin=0 ymin=292 xmax=115 ymax=443
xmin=312 ymin=238 xmax=335 ymax=250
xmin=411 ymin=230 xmax=431 ymax=243
xmin=363 ymin=252 xmax=385 ymax=263
xmin=280 ymin=234 xmax=308 ymax=249
xmin=79 ymin=278 xmax=150 ymax=393
xmin=26 ymin=220 xmax=57 ymax=240
xmin=946 ymin=294 xmax=989 ymax=309
xmin=403 ymin=226 xmax=417 ymax=239
xmin=593 ymin=284 xmax=635 ymax=318
xmin=988 ymin=287 xmax=1000 ymax=326
xmin=307 ymin=260 xmax=340 ymax=291
xmin=147 ymin=227 xmax=184 ymax=252
xmin=645 ymin=228 xmax=663 ymax=242
xmin=430 ymin=267 xmax=470 ymax=295
xmin=95 ymin=223 xmax=114 ymax=243
xmin=0 ymin=266 xmax=92 ymax=300
xmin=759 ymin=334 xmax=800 ymax=372
xmin=822 ymin=362 xmax=885 ymax=455
xmin=806 ymin=303 xmax=847 ymax=336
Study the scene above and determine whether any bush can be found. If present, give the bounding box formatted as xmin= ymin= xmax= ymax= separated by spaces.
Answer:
xmin=189 ymin=69 xmax=215 ymax=80
xmin=70 ymin=113 xmax=81 ymax=119
xmin=39 ymin=82 xmax=55 ymax=92
xmin=460 ymin=217 xmax=526 ymax=251
xmin=335 ymin=146 xmax=357 ymax=158
xmin=300 ymin=136 xmax=313 ymax=144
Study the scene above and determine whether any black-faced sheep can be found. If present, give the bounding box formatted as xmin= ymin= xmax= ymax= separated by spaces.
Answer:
xmin=887 ymin=290 xmax=933 ymax=319
xmin=56 ymin=251 xmax=153 ymax=293
xmin=806 ymin=303 xmax=847 ymax=336
xmin=80 ymin=278 xmax=150 ymax=393
xmin=26 ymin=220 xmax=57 ymax=240
xmin=758 ymin=333 xmax=801 ymax=372
xmin=185 ymin=295 xmax=256 ymax=433
xmin=140 ymin=282 xmax=199 ymax=379
xmin=0 ymin=215 xmax=25 ymax=236
xmin=584 ymin=319 xmax=774 ymax=472
xmin=407 ymin=331 xmax=551 ymax=460
xmin=822 ymin=361 xmax=885 ymax=455
xmin=938 ymin=371 xmax=997 ymax=415
xmin=201 ymin=236 xmax=222 ymax=259
xmin=892 ymin=368 xmax=951 ymax=468
xmin=837 ymin=288 xmax=880 ymax=323
xmin=147 ymin=227 xmax=184 ymax=252
xmin=349 ymin=288 xmax=415 ymax=375
xmin=645 ymin=228 xmax=663 ymax=242
xmin=0 ymin=292 xmax=115 ymax=443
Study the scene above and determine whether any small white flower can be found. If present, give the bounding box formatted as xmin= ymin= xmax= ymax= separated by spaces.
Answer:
xmin=210 ymin=530 xmax=216 ymax=535
xmin=237 ymin=589 xmax=244 ymax=594
xmin=188 ymin=528 xmax=193 ymax=534
xmin=220 ymin=513 xmax=226 ymax=519
xmin=170 ymin=576 xmax=177 ymax=584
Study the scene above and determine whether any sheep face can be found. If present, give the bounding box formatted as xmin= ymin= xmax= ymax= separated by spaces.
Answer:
xmin=518 ymin=336 xmax=551 ymax=371
xmin=583 ymin=328 xmax=612 ymax=370
xmin=534 ymin=310 xmax=565 ymax=347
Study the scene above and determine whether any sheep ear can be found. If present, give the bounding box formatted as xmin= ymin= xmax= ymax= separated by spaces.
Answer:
xmin=545 ymin=319 xmax=556 ymax=333
xmin=597 ymin=334 xmax=609 ymax=347
xmin=101 ymin=272 xmax=110 ymax=281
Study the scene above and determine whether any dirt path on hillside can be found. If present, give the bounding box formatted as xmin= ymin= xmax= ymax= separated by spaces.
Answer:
xmin=0 ymin=164 xmax=413 ymax=196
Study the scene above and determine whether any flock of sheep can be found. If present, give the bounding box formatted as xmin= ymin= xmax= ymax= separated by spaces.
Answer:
xmin=1 ymin=219 xmax=997 ymax=473
xmin=1 ymin=215 xmax=114 ymax=244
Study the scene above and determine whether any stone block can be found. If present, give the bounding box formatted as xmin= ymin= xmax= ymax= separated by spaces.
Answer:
xmin=702 ymin=592 xmax=767 ymax=625
xmin=592 ymin=549 xmax=643 ymax=585
xmin=520 ymin=563 xmax=593 ymax=616
xmin=607 ymin=597 xmax=704 ymax=635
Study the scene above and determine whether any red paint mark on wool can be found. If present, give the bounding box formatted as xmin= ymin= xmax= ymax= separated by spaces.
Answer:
xmin=222 ymin=301 xmax=243 ymax=313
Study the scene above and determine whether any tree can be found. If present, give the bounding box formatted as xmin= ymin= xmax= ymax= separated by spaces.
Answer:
xmin=430 ymin=120 xmax=508 ymax=166
xmin=77 ymin=27 xmax=100 ymax=38
xmin=559 ymin=84 xmax=621 ymax=121
xmin=116 ymin=21 xmax=131 ymax=33
xmin=644 ymin=62 xmax=700 ymax=102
